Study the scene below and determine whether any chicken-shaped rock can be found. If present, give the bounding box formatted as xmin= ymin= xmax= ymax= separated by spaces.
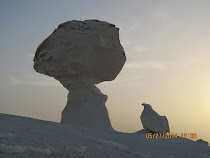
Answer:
xmin=140 ymin=103 xmax=170 ymax=133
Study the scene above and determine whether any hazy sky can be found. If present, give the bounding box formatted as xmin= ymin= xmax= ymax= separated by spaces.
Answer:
xmin=1 ymin=0 xmax=210 ymax=143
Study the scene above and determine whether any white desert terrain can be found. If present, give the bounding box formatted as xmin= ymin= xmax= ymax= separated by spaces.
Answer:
xmin=0 ymin=113 xmax=210 ymax=158
xmin=1 ymin=20 xmax=209 ymax=158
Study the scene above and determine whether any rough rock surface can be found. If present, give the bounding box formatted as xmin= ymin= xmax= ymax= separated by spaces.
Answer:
xmin=0 ymin=113 xmax=210 ymax=158
xmin=33 ymin=20 xmax=126 ymax=129
xmin=140 ymin=103 xmax=170 ymax=133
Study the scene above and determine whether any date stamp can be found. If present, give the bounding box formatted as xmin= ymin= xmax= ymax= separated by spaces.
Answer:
xmin=146 ymin=133 xmax=197 ymax=139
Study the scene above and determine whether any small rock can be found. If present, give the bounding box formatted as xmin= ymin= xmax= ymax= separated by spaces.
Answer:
xmin=196 ymin=139 xmax=209 ymax=146
xmin=73 ymin=146 xmax=87 ymax=153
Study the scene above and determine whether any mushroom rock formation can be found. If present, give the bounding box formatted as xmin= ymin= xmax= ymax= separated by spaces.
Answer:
xmin=33 ymin=20 xmax=126 ymax=130
xmin=140 ymin=103 xmax=170 ymax=133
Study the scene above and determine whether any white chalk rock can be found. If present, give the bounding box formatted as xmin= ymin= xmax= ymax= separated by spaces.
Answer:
xmin=34 ymin=20 xmax=126 ymax=88
xmin=33 ymin=20 xmax=126 ymax=129
xmin=140 ymin=103 xmax=170 ymax=133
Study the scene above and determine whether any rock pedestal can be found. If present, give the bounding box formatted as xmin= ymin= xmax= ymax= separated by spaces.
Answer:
xmin=33 ymin=20 xmax=126 ymax=130
xmin=61 ymin=83 xmax=112 ymax=129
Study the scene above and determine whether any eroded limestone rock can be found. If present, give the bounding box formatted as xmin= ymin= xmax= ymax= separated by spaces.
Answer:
xmin=140 ymin=103 xmax=170 ymax=133
xmin=33 ymin=20 xmax=126 ymax=130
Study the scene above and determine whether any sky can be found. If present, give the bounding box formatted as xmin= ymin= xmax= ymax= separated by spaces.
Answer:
xmin=0 ymin=0 xmax=210 ymax=143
